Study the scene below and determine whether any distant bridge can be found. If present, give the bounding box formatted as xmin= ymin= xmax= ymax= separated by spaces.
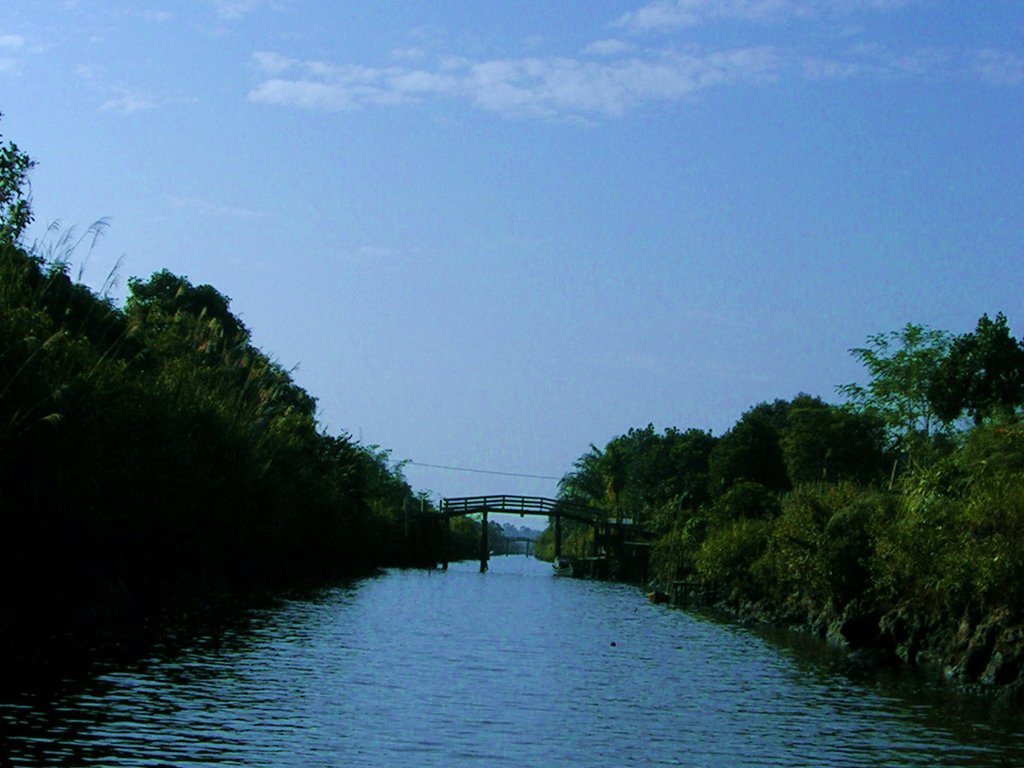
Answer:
xmin=435 ymin=495 xmax=611 ymax=573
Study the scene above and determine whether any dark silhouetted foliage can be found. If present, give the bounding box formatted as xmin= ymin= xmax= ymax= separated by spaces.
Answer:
xmin=929 ymin=312 xmax=1024 ymax=425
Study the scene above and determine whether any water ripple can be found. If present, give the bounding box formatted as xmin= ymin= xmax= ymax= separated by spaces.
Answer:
xmin=2 ymin=557 xmax=1023 ymax=767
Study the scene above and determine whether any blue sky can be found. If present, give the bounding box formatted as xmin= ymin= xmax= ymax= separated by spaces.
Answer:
xmin=2 ymin=1 xmax=1022 ymax=506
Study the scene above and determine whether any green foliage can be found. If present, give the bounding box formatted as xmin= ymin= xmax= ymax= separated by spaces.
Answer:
xmin=561 ymin=317 xmax=1024 ymax=633
xmin=707 ymin=400 xmax=790 ymax=495
xmin=558 ymin=425 xmax=717 ymax=526
xmin=710 ymin=480 xmax=779 ymax=525
xmin=126 ymin=269 xmax=250 ymax=347
xmin=929 ymin=312 xmax=1024 ymax=426
xmin=650 ymin=503 xmax=708 ymax=584
xmin=534 ymin=518 xmax=594 ymax=561
xmin=764 ymin=484 xmax=893 ymax=609
xmin=874 ymin=422 xmax=1024 ymax=615
xmin=0 ymin=113 xmax=35 ymax=244
xmin=1 ymin=239 xmax=431 ymax=644
xmin=837 ymin=323 xmax=952 ymax=458
xmin=694 ymin=517 xmax=771 ymax=599
xmin=781 ymin=394 xmax=889 ymax=485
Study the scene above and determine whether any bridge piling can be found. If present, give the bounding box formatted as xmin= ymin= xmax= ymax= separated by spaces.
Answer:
xmin=441 ymin=516 xmax=449 ymax=570
xmin=479 ymin=510 xmax=489 ymax=573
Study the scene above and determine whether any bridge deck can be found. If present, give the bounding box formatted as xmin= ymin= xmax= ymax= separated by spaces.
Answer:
xmin=438 ymin=495 xmax=601 ymax=524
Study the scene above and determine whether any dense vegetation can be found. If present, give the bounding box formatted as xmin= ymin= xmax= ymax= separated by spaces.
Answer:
xmin=0 ymin=118 xmax=497 ymax=651
xmin=552 ymin=318 xmax=1024 ymax=685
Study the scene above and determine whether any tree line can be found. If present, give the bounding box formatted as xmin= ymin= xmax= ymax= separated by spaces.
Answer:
xmin=0 ymin=116 xmax=501 ymax=651
xmin=550 ymin=312 xmax=1024 ymax=677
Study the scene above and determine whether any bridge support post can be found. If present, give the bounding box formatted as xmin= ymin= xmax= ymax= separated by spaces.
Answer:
xmin=554 ymin=514 xmax=562 ymax=560
xmin=441 ymin=516 xmax=449 ymax=570
xmin=480 ymin=510 xmax=489 ymax=572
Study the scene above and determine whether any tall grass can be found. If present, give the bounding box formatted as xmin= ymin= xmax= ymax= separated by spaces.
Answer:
xmin=1 ymin=238 xmax=429 ymax=649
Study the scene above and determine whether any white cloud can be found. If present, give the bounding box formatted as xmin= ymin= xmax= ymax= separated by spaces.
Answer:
xmin=616 ymin=0 xmax=798 ymax=32
xmin=100 ymin=88 xmax=157 ymax=113
xmin=0 ymin=34 xmax=26 ymax=49
xmin=248 ymin=78 xmax=362 ymax=111
xmin=247 ymin=47 xmax=781 ymax=119
xmin=614 ymin=0 xmax=914 ymax=32
xmin=209 ymin=0 xmax=280 ymax=21
xmin=253 ymin=50 xmax=295 ymax=74
xmin=245 ymin=3 xmax=1018 ymax=119
xmin=583 ymin=39 xmax=632 ymax=56
xmin=972 ymin=49 xmax=1024 ymax=86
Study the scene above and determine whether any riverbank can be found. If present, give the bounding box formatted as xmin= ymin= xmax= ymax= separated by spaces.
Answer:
xmin=697 ymin=592 xmax=1024 ymax=704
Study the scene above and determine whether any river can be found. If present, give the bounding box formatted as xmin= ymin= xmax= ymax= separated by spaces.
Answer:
xmin=2 ymin=555 xmax=1022 ymax=767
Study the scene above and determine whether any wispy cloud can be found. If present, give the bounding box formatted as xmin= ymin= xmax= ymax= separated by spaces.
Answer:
xmin=208 ymin=0 xmax=281 ymax=21
xmin=76 ymin=61 xmax=197 ymax=114
xmin=170 ymin=195 xmax=268 ymax=220
xmin=614 ymin=0 xmax=913 ymax=32
xmin=615 ymin=0 xmax=800 ymax=32
xmin=802 ymin=43 xmax=953 ymax=82
xmin=802 ymin=44 xmax=1024 ymax=86
xmin=972 ymin=49 xmax=1024 ymax=86
xmin=100 ymin=87 xmax=157 ymax=113
xmin=248 ymin=46 xmax=781 ymax=119
xmin=245 ymin=2 xmax=1020 ymax=120
xmin=0 ymin=33 xmax=32 ymax=75
xmin=583 ymin=39 xmax=633 ymax=57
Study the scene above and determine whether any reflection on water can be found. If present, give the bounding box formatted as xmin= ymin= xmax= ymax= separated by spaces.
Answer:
xmin=2 ymin=556 xmax=1022 ymax=767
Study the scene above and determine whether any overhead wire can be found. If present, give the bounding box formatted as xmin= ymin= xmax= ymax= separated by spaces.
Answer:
xmin=405 ymin=460 xmax=561 ymax=481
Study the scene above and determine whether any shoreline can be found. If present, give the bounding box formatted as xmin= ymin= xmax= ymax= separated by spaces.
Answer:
xmin=662 ymin=586 xmax=1024 ymax=704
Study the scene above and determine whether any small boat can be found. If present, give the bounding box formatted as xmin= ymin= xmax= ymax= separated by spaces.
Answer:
xmin=553 ymin=556 xmax=573 ymax=576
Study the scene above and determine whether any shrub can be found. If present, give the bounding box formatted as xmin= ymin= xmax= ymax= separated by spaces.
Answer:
xmin=695 ymin=517 xmax=771 ymax=599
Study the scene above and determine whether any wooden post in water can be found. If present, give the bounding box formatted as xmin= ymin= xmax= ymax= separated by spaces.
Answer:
xmin=480 ymin=510 xmax=489 ymax=573
xmin=554 ymin=514 xmax=562 ymax=560
xmin=441 ymin=516 xmax=450 ymax=570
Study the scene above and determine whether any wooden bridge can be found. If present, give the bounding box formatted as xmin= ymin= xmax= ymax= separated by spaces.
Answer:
xmin=435 ymin=495 xmax=609 ymax=573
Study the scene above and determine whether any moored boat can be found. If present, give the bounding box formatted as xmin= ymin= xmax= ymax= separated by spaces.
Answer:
xmin=553 ymin=555 xmax=573 ymax=576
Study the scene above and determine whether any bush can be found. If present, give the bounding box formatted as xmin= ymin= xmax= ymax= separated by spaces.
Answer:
xmin=874 ymin=422 xmax=1024 ymax=616
xmin=695 ymin=517 xmax=771 ymax=599
xmin=764 ymin=484 xmax=894 ymax=609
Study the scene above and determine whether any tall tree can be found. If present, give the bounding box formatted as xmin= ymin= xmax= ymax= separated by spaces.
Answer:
xmin=837 ymin=323 xmax=952 ymax=459
xmin=781 ymin=394 xmax=889 ymax=485
xmin=707 ymin=400 xmax=791 ymax=496
xmin=929 ymin=312 xmax=1024 ymax=425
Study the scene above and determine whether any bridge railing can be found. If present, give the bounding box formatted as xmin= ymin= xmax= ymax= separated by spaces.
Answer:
xmin=437 ymin=495 xmax=601 ymax=524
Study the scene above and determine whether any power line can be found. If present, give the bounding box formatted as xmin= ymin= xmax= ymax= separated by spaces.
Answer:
xmin=406 ymin=460 xmax=561 ymax=481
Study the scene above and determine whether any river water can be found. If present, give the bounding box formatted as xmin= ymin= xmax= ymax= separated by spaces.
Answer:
xmin=2 ymin=556 xmax=1022 ymax=767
